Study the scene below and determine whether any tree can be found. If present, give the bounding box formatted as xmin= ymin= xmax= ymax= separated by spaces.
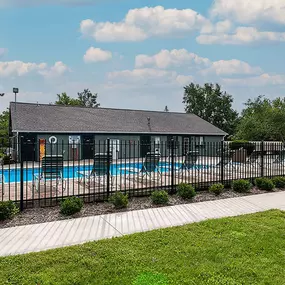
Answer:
xmin=183 ymin=83 xmax=239 ymax=135
xmin=55 ymin=92 xmax=80 ymax=106
xmin=55 ymin=89 xmax=100 ymax=108
xmin=77 ymin=89 xmax=100 ymax=108
xmin=0 ymin=109 xmax=9 ymax=147
xmin=164 ymin=106 xmax=169 ymax=112
xmin=236 ymin=96 xmax=285 ymax=141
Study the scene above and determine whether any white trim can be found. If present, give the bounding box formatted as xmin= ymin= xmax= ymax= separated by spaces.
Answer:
xmin=13 ymin=130 xmax=226 ymax=136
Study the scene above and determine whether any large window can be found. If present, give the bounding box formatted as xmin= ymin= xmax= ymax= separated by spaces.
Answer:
xmin=183 ymin=137 xmax=190 ymax=154
xmin=167 ymin=136 xmax=179 ymax=149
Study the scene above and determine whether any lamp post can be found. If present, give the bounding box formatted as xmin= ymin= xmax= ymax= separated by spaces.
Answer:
xmin=13 ymin=88 xmax=19 ymax=110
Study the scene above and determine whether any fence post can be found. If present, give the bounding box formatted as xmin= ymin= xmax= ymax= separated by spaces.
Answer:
xmin=261 ymin=141 xmax=264 ymax=177
xmin=220 ymin=141 xmax=224 ymax=184
xmin=106 ymin=138 xmax=111 ymax=198
xmin=20 ymin=136 xmax=24 ymax=211
xmin=170 ymin=138 xmax=175 ymax=194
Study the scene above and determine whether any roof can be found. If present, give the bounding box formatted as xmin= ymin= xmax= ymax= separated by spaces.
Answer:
xmin=10 ymin=102 xmax=227 ymax=136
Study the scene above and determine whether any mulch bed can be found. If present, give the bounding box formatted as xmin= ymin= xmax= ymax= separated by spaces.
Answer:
xmin=0 ymin=187 xmax=283 ymax=229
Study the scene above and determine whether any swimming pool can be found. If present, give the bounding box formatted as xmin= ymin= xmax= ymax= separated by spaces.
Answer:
xmin=0 ymin=162 xmax=208 ymax=183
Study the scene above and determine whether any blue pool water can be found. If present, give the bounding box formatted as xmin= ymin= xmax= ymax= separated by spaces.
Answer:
xmin=0 ymin=162 xmax=208 ymax=183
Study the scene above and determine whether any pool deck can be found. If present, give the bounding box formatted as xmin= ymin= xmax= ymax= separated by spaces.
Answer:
xmin=0 ymin=191 xmax=285 ymax=256
xmin=1 ymin=162 xmax=285 ymax=204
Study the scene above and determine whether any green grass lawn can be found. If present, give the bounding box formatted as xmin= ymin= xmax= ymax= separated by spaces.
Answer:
xmin=1 ymin=210 xmax=285 ymax=285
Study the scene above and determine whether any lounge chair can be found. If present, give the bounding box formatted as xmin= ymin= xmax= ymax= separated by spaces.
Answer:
xmin=175 ymin=151 xmax=200 ymax=176
xmin=272 ymin=149 xmax=285 ymax=166
xmin=235 ymin=150 xmax=262 ymax=169
xmin=246 ymin=150 xmax=262 ymax=167
xmin=207 ymin=150 xmax=234 ymax=174
xmin=128 ymin=152 xmax=161 ymax=180
xmin=77 ymin=153 xmax=113 ymax=187
xmin=33 ymin=155 xmax=66 ymax=192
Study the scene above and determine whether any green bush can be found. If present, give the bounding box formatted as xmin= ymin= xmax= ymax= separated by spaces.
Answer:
xmin=229 ymin=140 xmax=255 ymax=155
xmin=255 ymin=178 xmax=275 ymax=191
xmin=109 ymin=192 xmax=128 ymax=209
xmin=60 ymin=196 xmax=83 ymax=216
xmin=0 ymin=154 xmax=11 ymax=165
xmin=272 ymin=177 xmax=285 ymax=189
xmin=151 ymin=190 xmax=169 ymax=205
xmin=232 ymin=179 xmax=252 ymax=193
xmin=209 ymin=183 xmax=224 ymax=196
xmin=177 ymin=183 xmax=196 ymax=199
xmin=0 ymin=201 xmax=19 ymax=221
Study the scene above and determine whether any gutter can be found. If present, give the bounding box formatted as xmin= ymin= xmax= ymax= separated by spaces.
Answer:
xmin=13 ymin=130 xmax=227 ymax=136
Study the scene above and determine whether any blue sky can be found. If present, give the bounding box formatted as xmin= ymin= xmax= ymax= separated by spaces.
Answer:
xmin=0 ymin=0 xmax=285 ymax=112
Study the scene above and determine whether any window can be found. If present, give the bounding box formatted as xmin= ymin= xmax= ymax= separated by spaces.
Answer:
xmin=183 ymin=137 xmax=190 ymax=154
xmin=167 ymin=136 xmax=179 ymax=149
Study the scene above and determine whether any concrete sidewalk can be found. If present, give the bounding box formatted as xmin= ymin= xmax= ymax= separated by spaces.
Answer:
xmin=1 ymin=191 xmax=285 ymax=257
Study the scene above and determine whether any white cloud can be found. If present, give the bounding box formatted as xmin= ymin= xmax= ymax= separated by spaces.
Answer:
xmin=107 ymin=68 xmax=192 ymax=86
xmin=176 ymin=75 xmax=194 ymax=85
xmin=135 ymin=49 xmax=211 ymax=69
xmin=38 ymin=61 xmax=69 ymax=78
xmin=84 ymin=47 xmax=112 ymax=63
xmin=0 ymin=61 xmax=46 ymax=77
xmin=197 ymin=27 xmax=285 ymax=45
xmin=201 ymin=59 xmax=262 ymax=76
xmin=108 ymin=68 xmax=177 ymax=82
xmin=80 ymin=20 xmax=147 ymax=42
xmin=211 ymin=0 xmax=285 ymax=25
xmin=201 ymin=20 xmax=232 ymax=34
xmin=223 ymin=73 xmax=285 ymax=86
xmin=0 ymin=60 xmax=69 ymax=78
xmin=80 ymin=6 xmax=210 ymax=42
xmin=135 ymin=49 xmax=260 ymax=76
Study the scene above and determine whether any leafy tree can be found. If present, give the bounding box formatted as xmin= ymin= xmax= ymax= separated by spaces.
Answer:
xmin=55 ymin=92 xmax=80 ymax=106
xmin=164 ymin=106 xmax=169 ymax=112
xmin=0 ymin=109 xmax=9 ymax=147
xmin=183 ymin=83 xmax=239 ymax=135
xmin=55 ymin=89 xmax=100 ymax=108
xmin=236 ymin=96 xmax=285 ymax=141
xmin=77 ymin=89 xmax=100 ymax=108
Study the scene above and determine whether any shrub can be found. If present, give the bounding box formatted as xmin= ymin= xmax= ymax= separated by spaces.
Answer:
xmin=255 ymin=178 xmax=275 ymax=191
xmin=151 ymin=190 xmax=169 ymax=205
xmin=0 ymin=154 xmax=11 ymax=166
xmin=60 ymin=196 xmax=83 ymax=216
xmin=272 ymin=177 xmax=285 ymax=189
xmin=109 ymin=192 xmax=128 ymax=209
xmin=209 ymin=183 xmax=224 ymax=196
xmin=177 ymin=183 xmax=196 ymax=199
xmin=229 ymin=140 xmax=255 ymax=155
xmin=0 ymin=201 xmax=19 ymax=221
xmin=232 ymin=179 xmax=252 ymax=193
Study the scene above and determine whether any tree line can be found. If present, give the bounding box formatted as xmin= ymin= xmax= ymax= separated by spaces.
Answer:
xmin=183 ymin=83 xmax=285 ymax=141
xmin=0 ymin=84 xmax=284 ymax=146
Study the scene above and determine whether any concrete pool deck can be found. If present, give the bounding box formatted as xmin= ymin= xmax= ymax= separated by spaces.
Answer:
xmin=0 ymin=191 xmax=285 ymax=256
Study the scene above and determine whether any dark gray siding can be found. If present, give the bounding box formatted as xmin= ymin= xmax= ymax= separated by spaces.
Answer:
xmin=28 ymin=133 xmax=223 ymax=160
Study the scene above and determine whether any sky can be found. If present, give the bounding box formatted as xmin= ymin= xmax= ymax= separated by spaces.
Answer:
xmin=0 ymin=0 xmax=285 ymax=113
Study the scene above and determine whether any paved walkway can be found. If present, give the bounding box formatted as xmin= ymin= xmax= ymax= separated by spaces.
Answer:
xmin=1 ymin=191 xmax=285 ymax=257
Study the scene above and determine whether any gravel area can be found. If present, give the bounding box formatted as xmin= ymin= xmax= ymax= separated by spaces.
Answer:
xmin=0 ymin=188 xmax=283 ymax=229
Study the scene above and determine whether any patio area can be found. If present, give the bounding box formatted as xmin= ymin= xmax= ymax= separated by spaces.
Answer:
xmin=1 ymin=155 xmax=285 ymax=205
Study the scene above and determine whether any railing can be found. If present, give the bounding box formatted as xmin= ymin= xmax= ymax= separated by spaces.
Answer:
xmin=0 ymin=138 xmax=285 ymax=209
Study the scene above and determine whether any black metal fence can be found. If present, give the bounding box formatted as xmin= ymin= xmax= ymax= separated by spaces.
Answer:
xmin=1 ymin=138 xmax=285 ymax=209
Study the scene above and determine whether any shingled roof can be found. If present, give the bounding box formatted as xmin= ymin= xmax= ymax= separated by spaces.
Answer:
xmin=10 ymin=102 xmax=226 ymax=136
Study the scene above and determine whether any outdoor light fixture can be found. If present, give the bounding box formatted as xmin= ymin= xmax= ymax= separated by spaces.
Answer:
xmin=13 ymin=87 xmax=19 ymax=110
